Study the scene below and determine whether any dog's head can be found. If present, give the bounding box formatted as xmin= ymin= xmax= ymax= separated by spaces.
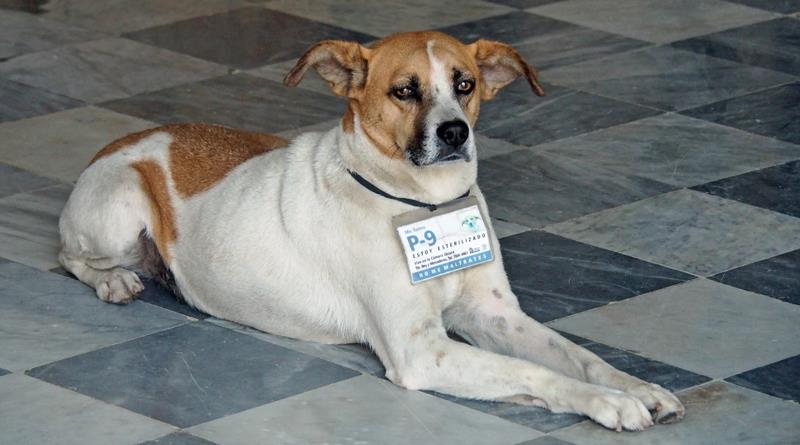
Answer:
xmin=285 ymin=31 xmax=543 ymax=167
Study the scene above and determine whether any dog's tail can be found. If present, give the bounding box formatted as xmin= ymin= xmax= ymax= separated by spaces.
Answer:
xmin=138 ymin=231 xmax=185 ymax=301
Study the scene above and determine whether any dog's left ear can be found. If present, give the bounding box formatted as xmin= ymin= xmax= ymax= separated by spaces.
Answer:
xmin=284 ymin=40 xmax=370 ymax=98
xmin=469 ymin=39 xmax=545 ymax=100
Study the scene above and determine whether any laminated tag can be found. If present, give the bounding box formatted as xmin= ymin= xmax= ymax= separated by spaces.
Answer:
xmin=393 ymin=196 xmax=494 ymax=284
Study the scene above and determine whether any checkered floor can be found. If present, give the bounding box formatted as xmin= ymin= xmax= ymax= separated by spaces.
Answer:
xmin=1 ymin=0 xmax=799 ymax=444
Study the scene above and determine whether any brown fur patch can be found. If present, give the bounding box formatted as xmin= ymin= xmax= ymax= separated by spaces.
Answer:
xmin=436 ymin=350 xmax=446 ymax=367
xmin=131 ymin=160 xmax=177 ymax=264
xmin=89 ymin=127 xmax=160 ymax=165
xmin=166 ymin=123 xmax=288 ymax=197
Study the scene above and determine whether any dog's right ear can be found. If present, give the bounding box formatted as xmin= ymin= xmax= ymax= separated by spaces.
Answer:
xmin=284 ymin=40 xmax=370 ymax=98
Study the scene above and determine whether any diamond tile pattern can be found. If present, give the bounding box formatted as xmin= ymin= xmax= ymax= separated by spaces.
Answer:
xmin=541 ymin=46 xmax=796 ymax=111
xmin=28 ymin=322 xmax=358 ymax=427
xmin=501 ymin=230 xmax=692 ymax=322
xmin=672 ymin=17 xmax=800 ymax=76
xmin=101 ymin=74 xmax=345 ymax=134
xmin=3 ymin=2 xmax=800 ymax=443
xmin=125 ymin=7 xmax=376 ymax=68
xmin=0 ymin=37 xmax=229 ymax=103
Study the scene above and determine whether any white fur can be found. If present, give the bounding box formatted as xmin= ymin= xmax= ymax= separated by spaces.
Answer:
xmin=58 ymin=44 xmax=684 ymax=431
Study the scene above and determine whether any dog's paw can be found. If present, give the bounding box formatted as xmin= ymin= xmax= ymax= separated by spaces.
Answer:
xmin=584 ymin=388 xmax=654 ymax=432
xmin=95 ymin=269 xmax=144 ymax=304
xmin=627 ymin=382 xmax=685 ymax=424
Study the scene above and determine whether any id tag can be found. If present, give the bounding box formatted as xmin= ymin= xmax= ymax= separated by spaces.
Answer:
xmin=393 ymin=196 xmax=494 ymax=284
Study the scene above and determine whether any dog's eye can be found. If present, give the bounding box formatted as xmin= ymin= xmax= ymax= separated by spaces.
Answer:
xmin=456 ymin=80 xmax=475 ymax=95
xmin=392 ymin=86 xmax=416 ymax=100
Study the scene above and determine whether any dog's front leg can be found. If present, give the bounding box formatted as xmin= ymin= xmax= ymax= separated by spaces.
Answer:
xmin=366 ymin=297 xmax=654 ymax=432
xmin=445 ymin=264 xmax=684 ymax=424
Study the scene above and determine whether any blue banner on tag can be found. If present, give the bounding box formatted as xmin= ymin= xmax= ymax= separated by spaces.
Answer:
xmin=411 ymin=251 xmax=493 ymax=283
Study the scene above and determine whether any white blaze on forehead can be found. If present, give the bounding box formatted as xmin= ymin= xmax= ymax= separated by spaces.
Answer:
xmin=426 ymin=40 xmax=454 ymax=100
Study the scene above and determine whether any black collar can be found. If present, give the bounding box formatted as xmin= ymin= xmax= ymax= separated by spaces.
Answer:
xmin=347 ymin=169 xmax=470 ymax=212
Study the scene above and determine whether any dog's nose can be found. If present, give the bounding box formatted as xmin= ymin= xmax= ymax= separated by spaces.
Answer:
xmin=436 ymin=120 xmax=469 ymax=149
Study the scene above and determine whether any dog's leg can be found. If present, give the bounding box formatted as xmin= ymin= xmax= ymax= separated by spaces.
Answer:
xmin=445 ymin=265 xmax=684 ymax=424
xmin=59 ymin=166 xmax=151 ymax=304
xmin=367 ymin=299 xmax=654 ymax=432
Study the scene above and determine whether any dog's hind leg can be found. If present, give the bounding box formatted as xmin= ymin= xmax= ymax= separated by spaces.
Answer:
xmin=58 ymin=161 xmax=159 ymax=304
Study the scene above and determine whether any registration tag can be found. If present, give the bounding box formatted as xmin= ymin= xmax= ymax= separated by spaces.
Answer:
xmin=393 ymin=196 xmax=494 ymax=284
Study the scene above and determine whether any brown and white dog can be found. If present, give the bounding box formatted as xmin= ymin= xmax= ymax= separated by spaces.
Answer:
xmin=59 ymin=31 xmax=684 ymax=431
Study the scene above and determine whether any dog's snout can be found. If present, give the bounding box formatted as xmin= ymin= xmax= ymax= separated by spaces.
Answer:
xmin=436 ymin=120 xmax=469 ymax=149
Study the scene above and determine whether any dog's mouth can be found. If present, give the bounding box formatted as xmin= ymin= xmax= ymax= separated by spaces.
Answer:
xmin=437 ymin=152 xmax=468 ymax=163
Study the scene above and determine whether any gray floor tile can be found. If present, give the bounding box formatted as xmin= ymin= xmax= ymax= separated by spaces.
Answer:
xmin=549 ymin=279 xmax=800 ymax=378
xmin=209 ymin=318 xmax=385 ymax=376
xmin=39 ymin=0 xmax=250 ymax=34
xmin=673 ymin=17 xmax=800 ymax=76
xmin=563 ymin=332 xmax=711 ymax=391
xmin=514 ymin=22 xmax=649 ymax=71
xmin=29 ymin=322 xmax=359 ymax=428
xmin=0 ymin=163 xmax=60 ymax=198
xmin=530 ymin=0 xmax=779 ymax=44
xmin=727 ymin=354 xmax=800 ymax=403
xmin=275 ymin=118 xmax=342 ymax=141
xmin=692 ymin=160 xmax=800 ymax=218
xmin=125 ymin=7 xmax=375 ymax=69
xmin=535 ymin=113 xmax=800 ymax=187
xmin=480 ymin=83 xmax=663 ymax=146
xmin=486 ymin=0 xmax=566 ymax=8
xmin=260 ymin=0 xmax=513 ymax=37
xmin=682 ymin=81 xmax=800 ymax=145
xmin=52 ymin=266 xmax=211 ymax=319
xmin=0 ymin=9 xmax=101 ymax=60
xmin=478 ymin=80 xmax=576 ymax=131
xmin=248 ymin=58 xmax=334 ymax=97
xmin=711 ymin=249 xmax=800 ymax=306
xmin=723 ymin=0 xmax=800 ymax=14
xmin=438 ymin=12 xmax=649 ymax=71
xmin=0 ymin=260 xmax=188 ymax=371
xmin=553 ymin=381 xmax=800 ymax=445
xmin=189 ymin=375 xmax=542 ymax=445
xmin=0 ymin=374 xmax=175 ymax=445
xmin=0 ymin=77 xmax=82 ymax=123
xmin=501 ymin=230 xmax=692 ymax=322
xmin=438 ymin=11 xmax=577 ymax=45
xmin=542 ymin=46 xmax=797 ymax=111
xmin=0 ymin=0 xmax=48 ymax=13
xmin=479 ymin=150 xmax=673 ymax=228
xmin=137 ymin=432 xmax=219 ymax=445
xmin=0 ymin=106 xmax=156 ymax=183
xmin=0 ymin=37 xmax=229 ymax=103
xmin=475 ymin=133 xmax=529 ymax=160
xmin=492 ymin=219 xmax=532 ymax=239
xmin=101 ymin=74 xmax=345 ymax=134
xmin=0 ymin=185 xmax=71 ymax=270
xmin=433 ymin=392 xmax=585 ymax=433
xmin=516 ymin=437 xmax=576 ymax=445
xmin=546 ymin=189 xmax=800 ymax=276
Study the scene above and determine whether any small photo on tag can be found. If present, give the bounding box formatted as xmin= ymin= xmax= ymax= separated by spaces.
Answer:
xmin=458 ymin=208 xmax=484 ymax=234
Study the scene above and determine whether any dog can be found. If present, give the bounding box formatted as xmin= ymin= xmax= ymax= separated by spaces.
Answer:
xmin=58 ymin=31 xmax=684 ymax=431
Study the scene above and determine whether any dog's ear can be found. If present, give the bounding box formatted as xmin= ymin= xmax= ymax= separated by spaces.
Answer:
xmin=284 ymin=40 xmax=370 ymax=97
xmin=468 ymin=39 xmax=544 ymax=100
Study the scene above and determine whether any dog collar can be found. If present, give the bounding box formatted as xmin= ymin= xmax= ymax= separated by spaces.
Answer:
xmin=346 ymin=169 xmax=470 ymax=212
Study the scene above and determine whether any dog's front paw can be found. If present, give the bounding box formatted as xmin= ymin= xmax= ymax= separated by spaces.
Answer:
xmin=584 ymin=388 xmax=654 ymax=432
xmin=95 ymin=269 xmax=144 ymax=304
xmin=627 ymin=382 xmax=685 ymax=424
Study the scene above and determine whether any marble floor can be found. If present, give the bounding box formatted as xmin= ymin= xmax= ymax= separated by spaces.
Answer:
xmin=1 ymin=1 xmax=799 ymax=444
